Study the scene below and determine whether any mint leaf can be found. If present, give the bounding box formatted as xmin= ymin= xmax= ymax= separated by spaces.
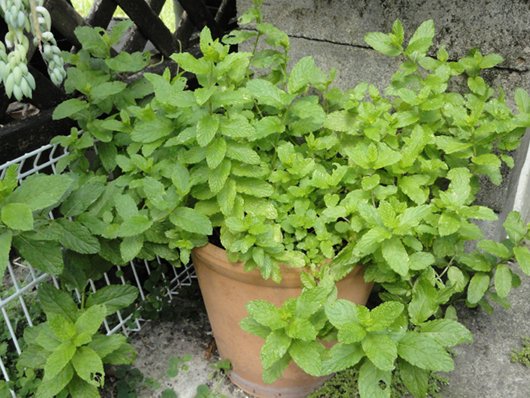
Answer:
xmin=9 ymin=174 xmax=72 ymax=211
xmin=368 ymin=302 xmax=404 ymax=331
xmin=477 ymin=240 xmax=511 ymax=259
xmin=286 ymin=318 xmax=317 ymax=341
xmin=382 ymin=237 xmax=409 ymax=276
xmin=322 ymin=343 xmax=364 ymax=374
xmin=408 ymin=276 xmax=438 ymax=325
xmin=240 ymin=316 xmax=271 ymax=339
xmin=117 ymin=215 xmax=153 ymax=237
xmin=120 ymin=235 xmax=144 ymax=263
xmin=260 ymin=330 xmax=291 ymax=369
xmin=53 ymin=99 xmax=89 ymax=119
xmin=59 ymin=220 xmax=101 ymax=254
xmin=325 ymin=299 xmax=359 ymax=328
xmin=14 ymin=236 xmax=63 ymax=274
xmin=206 ymin=138 xmax=227 ymax=169
xmin=419 ymin=319 xmax=473 ymax=347
xmin=288 ymin=56 xmax=327 ymax=93
xmin=43 ymin=341 xmax=76 ymax=380
xmin=358 ymin=360 xmax=392 ymax=398
xmin=208 ymin=159 xmax=232 ymax=194
xmin=1 ymin=203 xmax=33 ymax=230
xmin=197 ymin=114 xmax=220 ymax=147
xmin=362 ymin=334 xmax=397 ymax=371
xmin=467 ymin=273 xmax=490 ymax=304
xmin=337 ymin=322 xmax=366 ymax=344
xmin=494 ymin=264 xmax=512 ymax=298
xmin=399 ymin=360 xmax=429 ymax=398
xmin=406 ymin=20 xmax=435 ymax=55
xmin=72 ymin=346 xmax=104 ymax=386
xmin=0 ymin=230 xmax=12 ymax=279
xmin=514 ymin=246 xmax=530 ymax=275
xmin=86 ymin=285 xmax=138 ymax=315
xmin=88 ymin=334 xmax=127 ymax=358
xmin=262 ymin=354 xmax=290 ymax=384
xmin=75 ymin=304 xmax=106 ymax=336
xmin=503 ymin=212 xmax=528 ymax=243
xmin=364 ymin=32 xmax=401 ymax=57
xmin=169 ymin=207 xmax=213 ymax=235
xmin=288 ymin=340 xmax=323 ymax=376
xmin=38 ymin=284 xmax=78 ymax=322
xmin=131 ymin=118 xmax=173 ymax=143
xmin=246 ymin=300 xmax=286 ymax=330
xmin=397 ymin=332 xmax=454 ymax=371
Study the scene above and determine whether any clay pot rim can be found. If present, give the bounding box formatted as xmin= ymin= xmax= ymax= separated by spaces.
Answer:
xmin=191 ymin=243 xmax=363 ymax=288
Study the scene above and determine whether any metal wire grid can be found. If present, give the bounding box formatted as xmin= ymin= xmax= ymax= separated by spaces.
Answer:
xmin=0 ymin=143 xmax=196 ymax=390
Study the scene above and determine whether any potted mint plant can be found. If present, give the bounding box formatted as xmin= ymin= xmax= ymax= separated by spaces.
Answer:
xmin=50 ymin=2 xmax=530 ymax=397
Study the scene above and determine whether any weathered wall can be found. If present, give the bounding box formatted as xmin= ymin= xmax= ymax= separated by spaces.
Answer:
xmin=238 ymin=0 xmax=530 ymax=219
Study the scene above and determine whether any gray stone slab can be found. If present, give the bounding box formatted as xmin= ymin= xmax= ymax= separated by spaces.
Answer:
xmin=238 ymin=0 xmax=530 ymax=71
xmin=442 ymin=272 xmax=530 ymax=398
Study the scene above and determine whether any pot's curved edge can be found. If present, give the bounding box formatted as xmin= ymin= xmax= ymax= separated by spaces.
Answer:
xmin=192 ymin=243 xmax=365 ymax=288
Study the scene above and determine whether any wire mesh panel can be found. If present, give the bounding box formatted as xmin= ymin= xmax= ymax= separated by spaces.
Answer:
xmin=0 ymin=143 xmax=196 ymax=391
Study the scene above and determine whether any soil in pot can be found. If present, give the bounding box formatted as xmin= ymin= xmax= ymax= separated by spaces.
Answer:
xmin=192 ymin=243 xmax=373 ymax=398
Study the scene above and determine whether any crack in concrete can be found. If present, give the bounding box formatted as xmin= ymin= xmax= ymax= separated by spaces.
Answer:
xmin=240 ymin=27 xmax=529 ymax=74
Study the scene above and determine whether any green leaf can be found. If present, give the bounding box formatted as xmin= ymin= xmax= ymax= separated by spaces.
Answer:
xmin=170 ymin=53 xmax=210 ymax=75
xmin=72 ymin=346 xmax=104 ymax=386
xmin=286 ymin=318 xmax=318 ymax=341
xmin=262 ymin=354 xmax=291 ymax=384
xmin=337 ymin=322 xmax=366 ymax=344
xmin=361 ymin=334 xmax=397 ymax=371
xmin=38 ymin=284 xmax=78 ymax=321
xmin=43 ymin=341 xmax=76 ymax=381
xmin=75 ymin=304 xmax=106 ymax=336
xmin=59 ymin=220 xmax=101 ymax=254
xmin=514 ymin=246 xmax=530 ymax=275
xmin=467 ymin=273 xmax=490 ymax=304
xmin=288 ymin=340 xmax=323 ymax=376
xmin=503 ymin=212 xmax=528 ymax=243
xmin=408 ymin=277 xmax=438 ymax=325
xmin=296 ymin=285 xmax=332 ymax=318
xmin=260 ymin=330 xmax=292 ymax=369
xmin=53 ymin=99 xmax=89 ymax=119
xmin=88 ymin=334 xmax=127 ymax=358
xmin=419 ymin=319 xmax=473 ymax=347
xmin=106 ymin=52 xmax=149 ymax=72
xmin=208 ymin=159 xmax=232 ymax=194
xmin=438 ymin=212 xmax=461 ymax=236
xmin=235 ymin=177 xmax=274 ymax=198
xmin=480 ymin=53 xmax=504 ymax=69
xmin=90 ymin=81 xmax=127 ymax=100
xmin=197 ymin=114 xmax=220 ymax=147
xmin=206 ymin=138 xmax=227 ymax=169
xmin=117 ymin=215 xmax=153 ymax=237
xmin=409 ymin=252 xmax=435 ymax=271
xmin=406 ymin=20 xmax=435 ymax=55
xmin=397 ymin=332 xmax=454 ymax=371
xmin=477 ymin=240 xmax=511 ymax=259
xmin=368 ymin=301 xmax=404 ymax=331
xmin=169 ymin=207 xmax=213 ymax=235
xmin=102 ymin=343 xmax=136 ymax=365
xmin=226 ymin=143 xmax=261 ymax=165
xmin=364 ymin=32 xmax=401 ymax=57
xmin=36 ymin=364 xmax=74 ymax=398
xmin=246 ymin=300 xmax=286 ymax=330
xmin=161 ymin=389 xmax=178 ymax=398
xmin=67 ymin=375 xmax=100 ymax=398
xmin=494 ymin=264 xmax=512 ymax=298
xmin=13 ymin=236 xmax=63 ymax=274
xmin=60 ymin=179 xmax=106 ymax=217
xmin=358 ymin=360 xmax=392 ymax=398
xmin=322 ymin=343 xmax=364 ymax=374
xmin=246 ymin=79 xmax=288 ymax=108
xmin=0 ymin=230 xmax=12 ymax=279
xmin=325 ymin=299 xmax=359 ymax=328
xmin=120 ymin=235 xmax=144 ymax=262
xmin=382 ymin=237 xmax=409 ymax=276
xmin=9 ymin=174 xmax=72 ymax=211
xmin=399 ymin=361 xmax=429 ymax=398
xmin=131 ymin=117 xmax=173 ymax=143
xmin=240 ymin=316 xmax=271 ymax=339
xmin=288 ymin=56 xmax=327 ymax=93
xmin=86 ymin=285 xmax=138 ymax=315
xmin=1 ymin=203 xmax=33 ymax=230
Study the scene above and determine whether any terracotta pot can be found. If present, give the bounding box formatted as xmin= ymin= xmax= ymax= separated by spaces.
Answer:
xmin=192 ymin=243 xmax=373 ymax=398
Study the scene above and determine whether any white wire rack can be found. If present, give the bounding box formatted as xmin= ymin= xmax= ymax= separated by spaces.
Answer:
xmin=0 ymin=143 xmax=196 ymax=392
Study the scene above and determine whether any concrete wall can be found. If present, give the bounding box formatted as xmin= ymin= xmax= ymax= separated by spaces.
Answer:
xmin=237 ymin=0 xmax=530 ymax=221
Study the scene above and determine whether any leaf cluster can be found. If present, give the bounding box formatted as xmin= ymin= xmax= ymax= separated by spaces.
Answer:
xmin=17 ymin=283 xmax=138 ymax=398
